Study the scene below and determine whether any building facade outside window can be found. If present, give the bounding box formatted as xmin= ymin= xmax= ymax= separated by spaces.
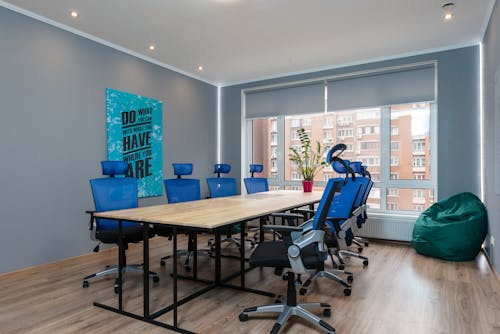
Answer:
xmin=248 ymin=102 xmax=435 ymax=214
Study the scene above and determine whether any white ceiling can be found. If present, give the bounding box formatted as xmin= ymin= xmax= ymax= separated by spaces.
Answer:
xmin=1 ymin=0 xmax=496 ymax=86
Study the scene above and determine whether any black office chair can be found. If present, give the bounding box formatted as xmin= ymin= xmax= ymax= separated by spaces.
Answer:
xmin=83 ymin=161 xmax=159 ymax=292
xmin=239 ymin=178 xmax=342 ymax=334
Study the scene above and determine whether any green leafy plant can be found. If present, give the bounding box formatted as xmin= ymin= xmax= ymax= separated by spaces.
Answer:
xmin=289 ymin=128 xmax=327 ymax=181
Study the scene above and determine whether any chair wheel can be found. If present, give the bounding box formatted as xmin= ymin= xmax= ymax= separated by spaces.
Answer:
xmin=323 ymin=308 xmax=331 ymax=317
xmin=347 ymin=275 xmax=354 ymax=284
xmin=184 ymin=266 xmax=191 ymax=272
xmin=364 ymin=242 xmax=369 ymax=247
xmin=363 ymin=260 xmax=369 ymax=266
xmin=114 ymin=286 xmax=119 ymax=294
xmin=82 ymin=280 xmax=89 ymax=288
xmin=344 ymin=288 xmax=351 ymax=296
xmin=299 ymin=288 xmax=307 ymax=295
xmin=357 ymin=247 xmax=363 ymax=253
xmin=208 ymin=241 xmax=212 ymax=246
xmin=153 ymin=276 xmax=160 ymax=283
xmin=160 ymin=260 xmax=166 ymax=266
xmin=338 ymin=265 xmax=345 ymax=270
xmin=239 ymin=313 xmax=248 ymax=322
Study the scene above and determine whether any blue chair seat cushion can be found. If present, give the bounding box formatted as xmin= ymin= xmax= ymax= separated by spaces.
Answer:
xmin=249 ymin=242 xmax=324 ymax=270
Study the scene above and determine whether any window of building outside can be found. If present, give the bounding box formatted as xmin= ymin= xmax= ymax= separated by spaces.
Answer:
xmin=249 ymin=102 xmax=435 ymax=214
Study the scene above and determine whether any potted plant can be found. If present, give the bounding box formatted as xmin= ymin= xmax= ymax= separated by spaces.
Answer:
xmin=289 ymin=128 xmax=327 ymax=192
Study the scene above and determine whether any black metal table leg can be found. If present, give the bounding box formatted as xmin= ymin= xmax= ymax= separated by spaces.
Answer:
xmin=143 ymin=223 xmax=150 ymax=318
xmin=118 ymin=220 xmax=123 ymax=310
xmin=173 ymin=227 xmax=178 ymax=328
xmin=240 ymin=222 xmax=245 ymax=289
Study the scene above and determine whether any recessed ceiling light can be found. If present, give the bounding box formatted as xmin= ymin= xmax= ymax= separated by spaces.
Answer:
xmin=70 ymin=10 xmax=78 ymax=18
xmin=148 ymin=44 xmax=155 ymax=51
xmin=442 ymin=3 xmax=455 ymax=20
xmin=197 ymin=65 xmax=204 ymax=71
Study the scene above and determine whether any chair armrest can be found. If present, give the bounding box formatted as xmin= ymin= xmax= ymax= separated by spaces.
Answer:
xmin=287 ymin=229 xmax=326 ymax=274
xmin=86 ymin=210 xmax=96 ymax=230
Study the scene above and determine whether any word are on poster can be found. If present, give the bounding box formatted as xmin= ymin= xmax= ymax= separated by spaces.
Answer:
xmin=106 ymin=88 xmax=163 ymax=197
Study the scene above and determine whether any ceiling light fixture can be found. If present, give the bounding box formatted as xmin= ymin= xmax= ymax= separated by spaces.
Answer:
xmin=148 ymin=44 xmax=155 ymax=51
xmin=70 ymin=10 xmax=79 ymax=18
xmin=197 ymin=65 xmax=204 ymax=71
xmin=442 ymin=2 xmax=455 ymax=20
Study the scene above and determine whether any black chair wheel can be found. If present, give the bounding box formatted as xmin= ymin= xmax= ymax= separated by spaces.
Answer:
xmin=323 ymin=308 xmax=331 ymax=317
xmin=338 ymin=265 xmax=345 ymax=270
xmin=282 ymin=274 xmax=288 ymax=281
xmin=239 ymin=313 xmax=248 ymax=322
xmin=347 ymin=275 xmax=354 ymax=284
xmin=114 ymin=286 xmax=119 ymax=294
xmin=299 ymin=288 xmax=307 ymax=295
xmin=344 ymin=288 xmax=351 ymax=296
xmin=82 ymin=280 xmax=89 ymax=288
xmin=160 ymin=260 xmax=166 ymax=266
xmin=364 ymin=242 xmax=369 ymax=247
xmin=275 ymin=298 xmax=282 ymax=303
xmin=184 ymin=266 xmax=191 ymax=272
xmin=363 ymin=260 xmax=369 ymax=266
xmin=153 ymin=276 xmax=160 ymax=283
xmin=357 ymin=247 xmax=363 ymax=253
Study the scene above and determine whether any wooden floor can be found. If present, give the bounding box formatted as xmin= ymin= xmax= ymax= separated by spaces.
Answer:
xmin=1 ymin=236 xmax=500 ymax=334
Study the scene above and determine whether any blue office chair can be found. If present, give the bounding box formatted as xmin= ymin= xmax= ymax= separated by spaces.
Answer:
xmin=239 ymin=177 xmax=342 ymax=334
xmin=206 ymin=164 xmax=255 ymax=251
xmin=83 ymin=161 xmax=159 ymax=292
xmin=157 ymin=163 xmax=210 ymax=272
xmin=348 ymin=161 xmax=373 ymax=252
xmin=243 ymin=164 xmax=268 ymax=194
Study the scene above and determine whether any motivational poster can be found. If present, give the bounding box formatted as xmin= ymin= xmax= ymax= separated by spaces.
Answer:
xmin=106 ymin=88 xmax=163 ymax=197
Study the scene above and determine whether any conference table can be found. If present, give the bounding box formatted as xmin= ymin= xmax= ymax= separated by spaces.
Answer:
xmin=93 ymin=190 xmax=323 ymax=334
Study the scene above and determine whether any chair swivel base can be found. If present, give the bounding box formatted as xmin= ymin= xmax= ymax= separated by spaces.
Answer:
xmin=336 ymin=250 xmax=369 ymax=268
xmin=239 ymin=272 xmax=335 ymax=334
xmin=82 ymin=265 xmax=159 ymax=293
xmin=300 ymin=269 xmax=353 ymax=296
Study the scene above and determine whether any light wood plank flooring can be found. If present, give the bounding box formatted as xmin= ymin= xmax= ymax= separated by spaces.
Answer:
xmin=1 ymin=236 xmax=499 ymax=334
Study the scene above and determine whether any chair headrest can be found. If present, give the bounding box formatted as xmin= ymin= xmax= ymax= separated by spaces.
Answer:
xmin=173 ymin=163 xmax=193 ymax=176
xmin=332 ymin=159 xmax=350 ymax=174
xmin=214 ymin=163 xmax=231 ymax=174
xmin=101 ymin=161 xmax=128 ymax=177
xmin=326 ymin=143 xmax=347 ymax=165
xmin=350 ymin=161 xmax=364 ymax=175
xmin=249 ymin=164 xmax=263 ymax=173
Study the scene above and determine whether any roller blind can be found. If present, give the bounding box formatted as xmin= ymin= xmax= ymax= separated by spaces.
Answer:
xmin=327 ymin=65 xmax=436 ymax=111
xmin=245 ymin=82 xmax=324 ymax=119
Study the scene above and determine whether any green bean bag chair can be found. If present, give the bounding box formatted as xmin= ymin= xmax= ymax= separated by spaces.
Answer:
xmin=411 ymin=192 xmax=487 ymax=261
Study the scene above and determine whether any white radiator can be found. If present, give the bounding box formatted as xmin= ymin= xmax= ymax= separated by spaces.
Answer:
xmin=354 ymin=214 xmax=417 ymax=242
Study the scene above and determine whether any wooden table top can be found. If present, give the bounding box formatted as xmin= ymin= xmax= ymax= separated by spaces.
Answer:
xmin=94 ymin=190 xmax=322 ymax=230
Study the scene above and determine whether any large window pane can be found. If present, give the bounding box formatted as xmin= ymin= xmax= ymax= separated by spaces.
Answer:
xmin=386 ymin=188 xmax=435 ymax=212
xmin=251 ymin=117 xmax=277 ymax=180
xmin=390 ymin=103 xmax=431 ymax=180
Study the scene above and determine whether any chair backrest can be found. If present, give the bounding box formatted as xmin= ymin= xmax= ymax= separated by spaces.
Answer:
xmin=207 ymin=163 xmax=237 ymax=198
xmin=164 ymin=163 xmax=201 ymax=203
xmin=243 ymin=164 xmax=269 ymax=194
xmin=312 ymin=178 xmax=343 ymax=231
xmin=90 ymin=161 xmax=139 ymax=231
xmin=349 ymin=161 xmax=371 ymax=207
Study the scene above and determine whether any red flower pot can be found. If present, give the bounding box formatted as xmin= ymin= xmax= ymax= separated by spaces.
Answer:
xmin=302 ymin=180 xmax=313 ymax=192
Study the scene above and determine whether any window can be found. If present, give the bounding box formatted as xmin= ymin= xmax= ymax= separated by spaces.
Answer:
xmin=301 ymin=118 xmax=312 ymax=126
xmin=387 ymin=188 xmax=399 ymax=197
xmin=413 ymin=157 xmax=426 ymax=167
xmin=337 ymin=128 xmax=353 ymax=137
xmin=248 ymin=102 xmax=435 ymax=214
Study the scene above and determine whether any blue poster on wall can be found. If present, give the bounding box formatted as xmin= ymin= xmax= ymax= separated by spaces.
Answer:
xmin=106 ymin=88 xmax=163 ymax=197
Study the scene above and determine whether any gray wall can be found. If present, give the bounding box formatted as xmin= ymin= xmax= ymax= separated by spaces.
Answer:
xmin=0 ymin=7 xmax=217 ymax=273
xmin=222 ymin=46 xmax=480 ymax=204
xmin=483 ymin=0 xmax=500 ymax=269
